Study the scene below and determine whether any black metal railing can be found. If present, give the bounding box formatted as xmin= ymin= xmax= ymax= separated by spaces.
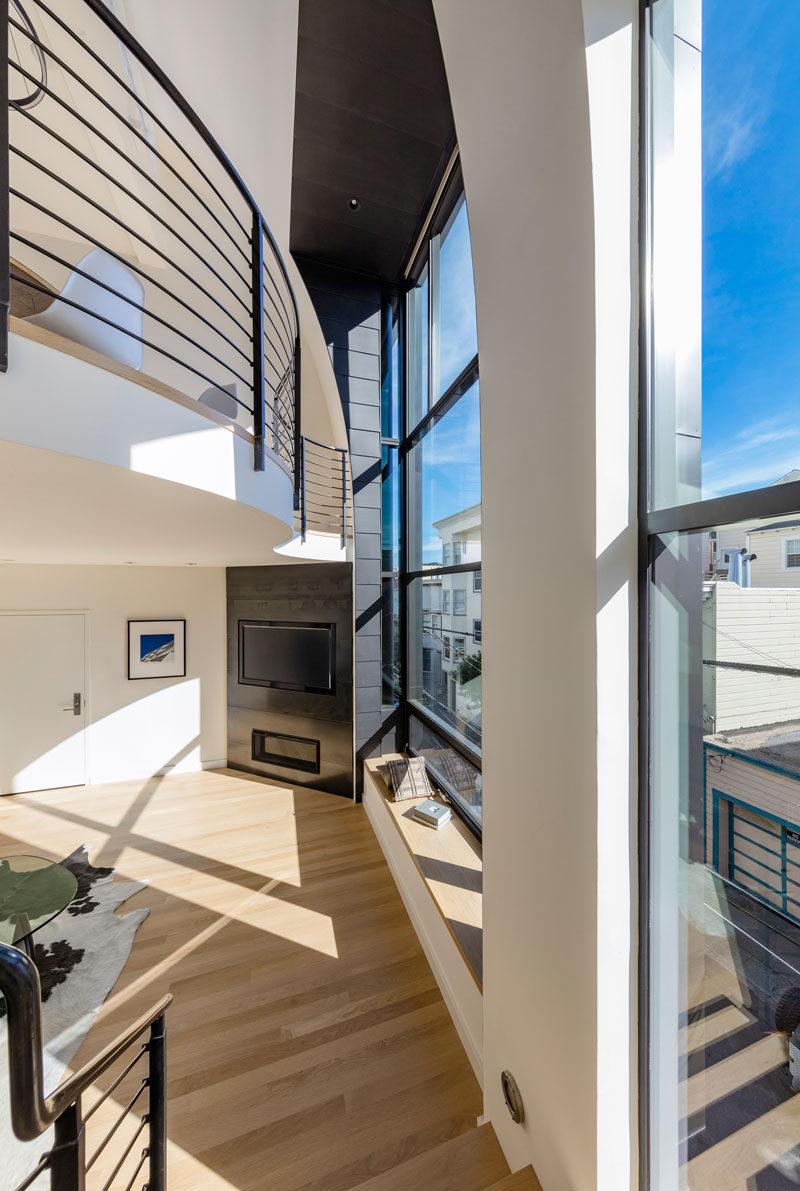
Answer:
xmin=1 ymin=941 xmax=172 ymax=1191
xmin=0 ymin=0 xmax=300 ymax=491
xmin=299 ymin=435 xmax=349 ymax=547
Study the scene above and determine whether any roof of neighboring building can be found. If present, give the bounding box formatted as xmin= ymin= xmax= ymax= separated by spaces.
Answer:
xmin=706 ymin=719 xmax=800 ymax=778
xmin=748 ymin=519 xmax=800 ymax=534
xmin=773 ymin=470 xmax=800 ymax=486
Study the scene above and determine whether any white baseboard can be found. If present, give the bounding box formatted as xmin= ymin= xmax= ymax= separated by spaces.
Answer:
xmin=363 ymin=768 xmax=483 ymax=1085
xmin=201 ymin=758 xmax=228 ymax=771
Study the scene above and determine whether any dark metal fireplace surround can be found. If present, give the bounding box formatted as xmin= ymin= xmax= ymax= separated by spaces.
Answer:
xmin=226 ymin=563 xmax=354 ymax=798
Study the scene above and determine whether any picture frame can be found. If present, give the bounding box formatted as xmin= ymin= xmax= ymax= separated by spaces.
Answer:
xmin=127 ymin=619 xmax=186 ymax=680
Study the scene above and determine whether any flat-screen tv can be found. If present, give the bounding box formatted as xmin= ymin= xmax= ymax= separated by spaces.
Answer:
xmin=238 ymin=620 xmax=336 ymax=695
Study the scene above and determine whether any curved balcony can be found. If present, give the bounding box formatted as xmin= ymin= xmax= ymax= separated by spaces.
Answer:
xmin=0 ymin=0 xmax=307 ymax=561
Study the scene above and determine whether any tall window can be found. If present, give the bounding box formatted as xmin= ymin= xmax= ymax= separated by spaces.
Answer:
xmin=644 ymin=2 xmax=800 ymax=1185
xmin=381 ymin=166 xmax=483 ymax=833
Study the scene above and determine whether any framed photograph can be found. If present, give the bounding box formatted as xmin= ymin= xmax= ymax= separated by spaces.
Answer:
xmin=128 ymin=619 xmax=186 ymax=680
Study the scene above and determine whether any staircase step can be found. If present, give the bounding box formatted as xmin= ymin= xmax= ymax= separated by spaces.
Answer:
xmin=486 ymin=1166 xmax=544 ymax=1190
xmin=352 ymin=1123 xmax=509 ymax=1190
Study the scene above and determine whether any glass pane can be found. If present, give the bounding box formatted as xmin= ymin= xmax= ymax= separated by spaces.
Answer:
xmin=381 ymin=445 xmax=401 ymax=573
xmin=649 ymin=1 xmax=800 ymax=508
xmin=381 ymin=576 xmax=400 ymax=707
xmin=407 ymin=264 xmax=429 ymax=431
xmin=407 ymin=571 xmax=481 ymax=754
xmin=650 ymin=514 xmax=800 ymax=1185
xmin=410 ymin=714 xmax=482 ymax=827
xmin=407 ymin=379 xmax=481 ymax=570
xmin=434 ymin=195 xmax=478 ymax=397
xmin=381 ymin=293 xmax=402 ymax=440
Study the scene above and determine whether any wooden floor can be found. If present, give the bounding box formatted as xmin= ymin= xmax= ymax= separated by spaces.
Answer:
xmin=0 ymin=769 xmax=486 ymax=1190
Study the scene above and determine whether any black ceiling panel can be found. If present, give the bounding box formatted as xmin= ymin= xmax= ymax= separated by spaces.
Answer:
xmin=290 ymin=0 xmax=455 ymax=281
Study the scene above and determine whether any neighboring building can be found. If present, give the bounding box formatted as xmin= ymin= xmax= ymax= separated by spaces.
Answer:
xmin=419 ymin=504 xmax=482 ymax=747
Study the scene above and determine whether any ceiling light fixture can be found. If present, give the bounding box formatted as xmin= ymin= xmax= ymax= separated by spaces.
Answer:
xmin=348 ymin=197 xmax=360 ymax=211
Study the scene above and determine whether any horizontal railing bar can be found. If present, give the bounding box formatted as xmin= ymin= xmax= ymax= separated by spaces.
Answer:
xmin=302 ymin=440 xmax=342 ymax=457
xmin=262 ymin=269 xmax=295 ymax=346
xmin=261 ymin=335 xmax=294 ymax=388
xmin=7 ymin=37 xmax=251 ymax=288
xmin=24 ymin=0 xmax=252 ymax=248
xmin=10 ymin=147 xmax=252 ymax=340
xmin=10 ymin=274 xmax=255 ymax=412
xmin=261 ymin=299 xmax=295 ymax=369
xmin=10 ymin=189 xmax=254 ymax=365
xmin=304 ymin=481 xmax=345 ymax=497
xmin=265 ymin=379 xmax=295 ymax=425
xmin=8 ymin=61 xmax=251 ymax=315
xmin=86 ymin=1079 xmax=148 ymax=1171
xmin=83 ymin=1045 xmax=148 ymax=1123
xmin=120 ymin=1146 xmax=149 ymax=1191
xmin=302 ymin=434 xmax=344 ymax=451
xmin=269 ymin=419 xmax=294 ymax=455
xmin=11 ymin=233 xmax=252 ymax=390
xmin=76 ymin=0 xmax=300 ymax=339
xmin=99 ymin=1115 xmax=148 ymax=1191
xmin=11 ymin=1153 xmax=50 ymax=1191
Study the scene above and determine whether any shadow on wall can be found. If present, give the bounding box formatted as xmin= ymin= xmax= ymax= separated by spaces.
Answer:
xmin=9 ymin=682 xmax=205 ymax=793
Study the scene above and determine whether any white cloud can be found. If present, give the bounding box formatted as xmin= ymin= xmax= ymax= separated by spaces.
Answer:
xmin=703 ymin=415 xmax=800 ymax=496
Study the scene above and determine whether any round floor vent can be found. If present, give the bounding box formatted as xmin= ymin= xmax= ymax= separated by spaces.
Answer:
xmin=501 ymin=1069 xmax=524 ymax=1124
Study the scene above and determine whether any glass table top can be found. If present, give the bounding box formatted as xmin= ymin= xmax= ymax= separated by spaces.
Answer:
xmin=0 ymin=855 xmax=78 ymax=947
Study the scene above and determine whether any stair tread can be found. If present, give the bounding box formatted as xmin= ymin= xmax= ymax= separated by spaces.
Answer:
xmin=352 ymin=1123 xmax=509 ymax=1191
xmin=486 ymin=1166 xmax=544 ymax=1190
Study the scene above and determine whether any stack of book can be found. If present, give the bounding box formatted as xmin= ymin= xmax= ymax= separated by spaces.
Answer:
xmin=413 ymin=798 xmax=452 ymax=829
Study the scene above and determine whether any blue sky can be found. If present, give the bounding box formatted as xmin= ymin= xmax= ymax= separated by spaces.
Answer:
xmin=419 ymin=200 xmax=481 ymax=563
xmin=702 ymin=1 xmax=800 ymax=496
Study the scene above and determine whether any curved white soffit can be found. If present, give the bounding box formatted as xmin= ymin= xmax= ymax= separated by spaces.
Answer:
xmin=2 ymin=329 xmax=294 ymax=529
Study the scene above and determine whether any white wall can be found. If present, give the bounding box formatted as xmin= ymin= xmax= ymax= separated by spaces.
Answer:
xmin=584 ymin=1 xmax=639 ymax=1188
xmin=0 ymin=564 xmax=226 ymax=784
xmin=433 ymin=1 xmax=600 ymax=1186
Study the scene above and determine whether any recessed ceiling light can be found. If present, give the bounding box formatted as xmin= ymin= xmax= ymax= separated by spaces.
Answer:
xmin=348 ymin=197 xmax=360 ymax=211
xmin=0 ymin=558 xmax=15 ymax=563
xmin=124 ymin=561 xmax=136 ymax=565
xmin=185 ymin=562 xmax=197 ymax=566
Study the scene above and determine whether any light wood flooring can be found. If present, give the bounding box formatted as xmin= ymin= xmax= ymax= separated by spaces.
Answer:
xmin=0 ymin=769 xmax=539 ymax=1190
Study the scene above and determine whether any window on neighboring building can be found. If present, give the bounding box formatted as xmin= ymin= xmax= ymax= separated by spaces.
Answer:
xmin=786 ymin=538 xmax=800 ymax=568
xmin=453 ymin=540 xmax=463 ymax=565
xmin=443 ymin=635 xmax=451 ymax=660
xmin=422 ymin=647 xmax=433 ymax=674
xmin=443 ymin=543 xmax=451 ymax=566
xmin=473 ymin=571 xmax=481 ymax=592
xmin=473 ymin=619 xmax=482 ymax=644
xmin=443 ymin=590 xmax=450 ymax=614
xmin=453 ymin=590 xmax=466 ymax=616
xmin=454 ymin=637 xmax=466 ymax=660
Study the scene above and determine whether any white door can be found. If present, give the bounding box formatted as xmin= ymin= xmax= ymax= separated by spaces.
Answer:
xmin=0 ymin=614 xmax=86 ymax=794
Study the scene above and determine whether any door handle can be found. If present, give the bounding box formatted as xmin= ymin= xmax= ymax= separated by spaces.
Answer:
xmin=60 ymin=693 xmax=82 ymax=716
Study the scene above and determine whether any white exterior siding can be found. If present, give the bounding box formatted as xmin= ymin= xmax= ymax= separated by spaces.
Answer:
xmin=705 ymin=583 xmax=800 ymax=731
xmin=747 ymin=528 xmax=800 ymax=587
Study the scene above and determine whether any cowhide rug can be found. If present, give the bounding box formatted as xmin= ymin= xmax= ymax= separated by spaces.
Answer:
xmin=1 ymin=845 xmax=149 ymax=1190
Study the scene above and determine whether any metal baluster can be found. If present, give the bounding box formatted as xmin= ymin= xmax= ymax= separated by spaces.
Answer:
xmin=293 ymin=335 xmax=302 ymax=509
xmin=301 ymin=437 xmax=307 ymax=543
xmin=340 ymin=447 xmax=347 ymax=549
xmin=251 ymin=212 xmax=265 ymax=471
xmin=0 ymin=0 xmax=9 ymax=372
xmin=147 ymin=1012 xmax=167 ymax=1191
xmin=50 ymin=1100 xmax=85 ymax=1191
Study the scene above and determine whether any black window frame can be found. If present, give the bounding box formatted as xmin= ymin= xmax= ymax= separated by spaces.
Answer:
xmin=381 ymin=157 xmax=483 ymax=839
xmin=638 ymin=3 xmax=800 ymax=1184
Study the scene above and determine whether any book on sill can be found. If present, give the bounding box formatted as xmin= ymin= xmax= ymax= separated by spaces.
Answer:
xmin=413 ymin=799 xmax=452 ymax=829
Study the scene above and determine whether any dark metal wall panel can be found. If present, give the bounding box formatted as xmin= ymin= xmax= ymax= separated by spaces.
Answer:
xmin=227 ymin=562 xmax=354 ymax=798
xmin=297 ymin=258 xmax=392 ymax=791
